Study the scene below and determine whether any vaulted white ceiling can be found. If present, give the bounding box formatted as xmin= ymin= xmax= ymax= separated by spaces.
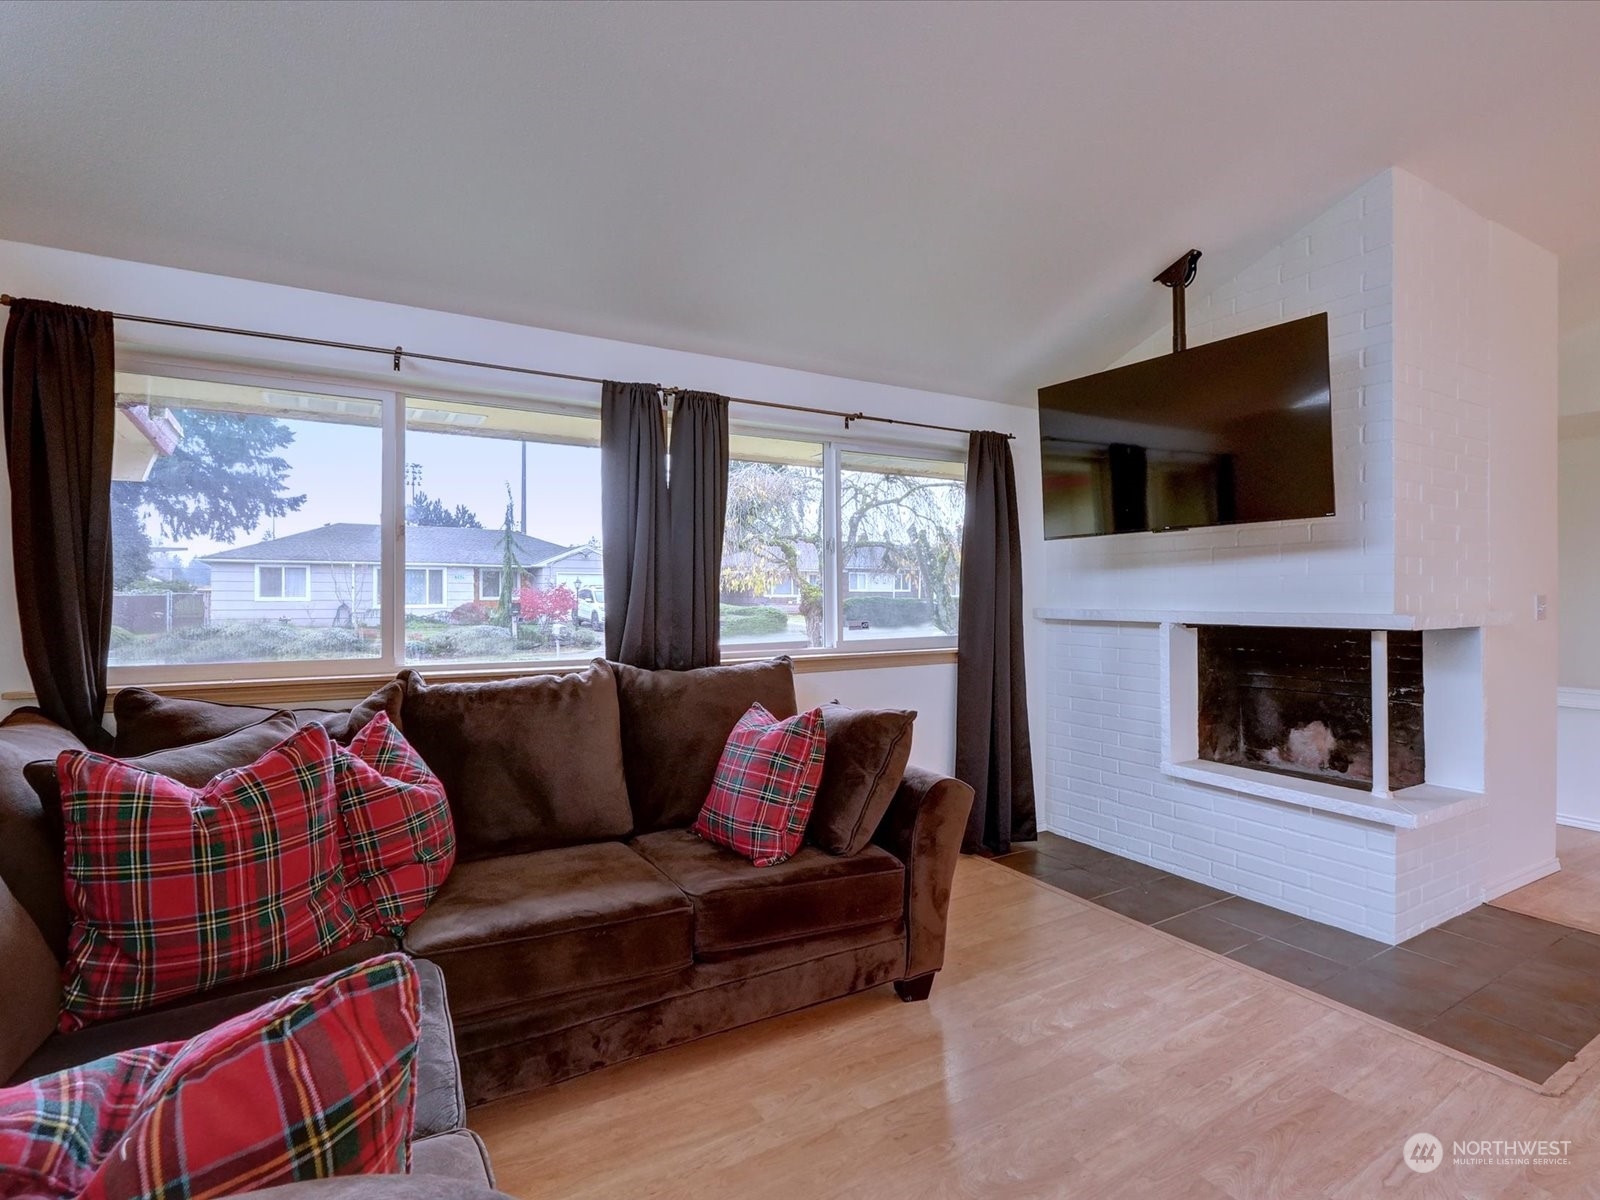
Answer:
xmin=1 ymin=1 xmax=1598 ymax=403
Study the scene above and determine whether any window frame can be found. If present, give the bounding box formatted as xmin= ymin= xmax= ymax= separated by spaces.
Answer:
xmin=723 ymin=430 xmax=965 ymax=656
xmin=107 ymin=354 xmax=965 ymax=688
xmin=253 ymin=563 xmax=311 ymax=602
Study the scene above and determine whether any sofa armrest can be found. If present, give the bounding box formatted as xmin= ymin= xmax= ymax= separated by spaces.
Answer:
xmin=871 ymin=766 xmax=975 ymax=981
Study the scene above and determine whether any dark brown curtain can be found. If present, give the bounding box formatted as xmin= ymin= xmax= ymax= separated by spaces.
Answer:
xmin=956 ymin=431 xmax=1036 ymax=854
xmin=665 ymin=391 xmax=728 ymax=670
xmin=2 ymin=300 xmax=116 ymax=747
xmin=600 ymin=381 xmax=668 ymax=667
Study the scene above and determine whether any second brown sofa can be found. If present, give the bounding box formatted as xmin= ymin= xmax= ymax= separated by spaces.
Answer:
xmin=395 ymin=655 xmax=974 ymax=1105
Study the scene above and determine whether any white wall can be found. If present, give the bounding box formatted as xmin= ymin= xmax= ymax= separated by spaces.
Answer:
xmin=0 ymin=238 xmax=1045 ymax=782
xmin=1554 ymin=319 xmax=1600 ymax=826
xmin=1558 ymin=320 xmax=1600 ymax=689
xmin=1558 ymin=429 xmax=1600 ymax=687
xmin=1388 ymin=171 xmax=1560 ymax=896
xmin=1557 ymin=691 xmax=1600 ymax=830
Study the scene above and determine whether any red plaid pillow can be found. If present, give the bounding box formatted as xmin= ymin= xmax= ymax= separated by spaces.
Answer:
xmin=0 ymin=954 xmax=421 ymax=1199
xmin=336 ymin=713 xmax=455 ymax=935
xmin=692 ymin=703 xmax=827 ymax=866
xmin=56 ymin=723 xmax=368 ymax=1032
xmin=0 ymin=1043 xmax=168 ymax=1198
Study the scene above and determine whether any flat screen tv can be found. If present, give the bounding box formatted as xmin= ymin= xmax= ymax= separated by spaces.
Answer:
xmin=1038 ymin=312 xmax=1334 ymax=539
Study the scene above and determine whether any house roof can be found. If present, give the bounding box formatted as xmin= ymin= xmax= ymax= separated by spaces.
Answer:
xmin=202 ymin=522 xmax=569 ymax=567
xmin=529 ymin=542 xmax=602 ymax=568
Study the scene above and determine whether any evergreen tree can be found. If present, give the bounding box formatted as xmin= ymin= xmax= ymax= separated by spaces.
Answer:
xmin=110 ymin=481 xmax=153 ymax=588
xmin=132 ymin=409 xmax=307 ymax=543
xmin=406 ymin=490 xmax=481 ymax=528
xmin=498 ymin=485 xmax=518 ymax=627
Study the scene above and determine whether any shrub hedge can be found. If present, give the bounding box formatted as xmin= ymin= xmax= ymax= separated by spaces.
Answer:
xmin=841 ymin=596 xmax=933 ymax=627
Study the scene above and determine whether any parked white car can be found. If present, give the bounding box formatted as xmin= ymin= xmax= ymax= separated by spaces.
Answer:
xmin=575 ymin=585 xmax=604 ymax=630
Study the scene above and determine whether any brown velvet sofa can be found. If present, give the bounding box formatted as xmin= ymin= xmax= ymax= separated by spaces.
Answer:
xmin=390 ymin=657 xmax=973 ymax=1104
xmin=0 ymin=655 xmax=973 ymax=1184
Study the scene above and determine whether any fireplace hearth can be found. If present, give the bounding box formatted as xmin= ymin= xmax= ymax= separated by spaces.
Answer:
xmin=1197 ymin=626 xmax=1424 ymax=792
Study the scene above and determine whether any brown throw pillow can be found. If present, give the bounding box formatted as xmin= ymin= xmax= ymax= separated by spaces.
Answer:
xmin=113 ymin=682 xmax=403 ymax=757
xmin=614 ymin=657 xmax=798 ymax=832
xmin=293 ymin=679 xmax=406 ymax=743
xmin=25 ymin=712 xmax=301 ymax=836
xmin=399 ymin=662 xmax=632 ymax=860
xmin=807 ymin=704 xmax=916 ymax=856
xmin=111 ymin=689 xmax=272 ymax=757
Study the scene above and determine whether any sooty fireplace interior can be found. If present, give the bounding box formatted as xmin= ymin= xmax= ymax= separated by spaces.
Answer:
xmin=1197 ymin=626 xmax=1424 ymax=792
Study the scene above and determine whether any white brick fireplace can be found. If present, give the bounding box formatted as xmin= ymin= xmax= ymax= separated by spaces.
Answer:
xmin=1037 ymin=169 xmax=1559 ymax=943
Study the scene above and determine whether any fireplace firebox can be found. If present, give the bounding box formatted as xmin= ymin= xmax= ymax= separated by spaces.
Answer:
xmin=1197 ymin=626 xmax=1424 ymax=792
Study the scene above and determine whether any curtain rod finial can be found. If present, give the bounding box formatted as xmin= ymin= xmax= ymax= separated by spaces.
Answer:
xmin=0 ymin=295 xmax=13 ymax=307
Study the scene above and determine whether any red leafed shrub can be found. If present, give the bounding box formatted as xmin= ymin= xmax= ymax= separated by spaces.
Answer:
xmin=518 ymin=583 xmax=576 ymax=622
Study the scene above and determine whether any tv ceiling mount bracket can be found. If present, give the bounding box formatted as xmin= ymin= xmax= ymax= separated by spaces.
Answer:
xmin=1154 ymin=249 xmax=1203 ymax=352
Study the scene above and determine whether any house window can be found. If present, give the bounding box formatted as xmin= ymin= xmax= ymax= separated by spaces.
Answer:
xmin=839 ymin=450 xmax=964 ymax=644
xmin=405 ymin=567 xmax=446 ymax=607
xmin=404 ymin=396 xmax=601 ymax=664
xmin=256 ymin=565 xmax=310 ymax=601
xmin=720 ymin=438 xmax=965 ymax=651
xmin=721 ymin=436 xmax=824 ymax=650
xmin=108 ymin=371 xmax=383 ymax=671
xmin=105 ymin=363 xmax=962 ymax=684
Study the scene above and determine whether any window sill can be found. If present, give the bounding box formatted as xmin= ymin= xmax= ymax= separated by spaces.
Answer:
xmin=2 ymin=648 xmax=957 ymax=708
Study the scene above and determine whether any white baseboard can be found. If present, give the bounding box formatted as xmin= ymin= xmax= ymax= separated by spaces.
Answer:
xmin=1557 ymin=813 xmax=1600 ymax=832
xmin=1485 ymin=856 xmax=1562 ymax=901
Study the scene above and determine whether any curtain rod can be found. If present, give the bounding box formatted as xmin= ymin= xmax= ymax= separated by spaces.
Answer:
xmin=0 ymin=294 xmax=1010 ymax=441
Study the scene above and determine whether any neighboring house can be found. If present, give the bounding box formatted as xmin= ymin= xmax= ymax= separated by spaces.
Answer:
xmin=723 ymin=543 xmax=923 ymax=607
xmin=526 ymin=542 xmax=604 ymax=592
xmin=202 ymin=523 xmax=593 ymax=626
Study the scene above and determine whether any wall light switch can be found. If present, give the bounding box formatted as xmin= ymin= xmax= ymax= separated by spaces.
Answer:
xmin=1535 ymin=594 xmax=1549 ymax=621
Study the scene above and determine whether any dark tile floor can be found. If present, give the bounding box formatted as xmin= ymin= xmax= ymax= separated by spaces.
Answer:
xmin=996 ymin=832 xmax=1600 ymax=1084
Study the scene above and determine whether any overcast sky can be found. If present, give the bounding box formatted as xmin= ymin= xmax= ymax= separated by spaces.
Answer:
xmin=145 ymin=417 xmax=603 ymax=562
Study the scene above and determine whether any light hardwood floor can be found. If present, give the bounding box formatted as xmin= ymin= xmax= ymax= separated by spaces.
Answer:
xmin=1492 ymin=826 xmax=1600 ymax=936
xmin=472 ymin=856 xmax=1600 ymax=1198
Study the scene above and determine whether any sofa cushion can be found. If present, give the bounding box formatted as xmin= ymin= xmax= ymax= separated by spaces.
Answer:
xmin=807 ymin=704 xmax=916 ymax=856
xmin=630 ymin=829 xmax=905 ymax=956
xmin=55 ymin=724 xmax=368 ymax=1031
xmin=0 ymin=711 xmax=89 ymax=961
xmin=616 ymin=657 xmax=798 ymax=832
xmin=402 ymin=842 xmax=693 ymax=1020
xmin=0 ymin=876 xmax=59 ymax=1086
xmin=111 ymin=681 xmax=403 ymax=757
xmin=399 ymin=663 xmax=632 ymax=860
xmin=693 ymin=704 xmax=827 ymax=867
